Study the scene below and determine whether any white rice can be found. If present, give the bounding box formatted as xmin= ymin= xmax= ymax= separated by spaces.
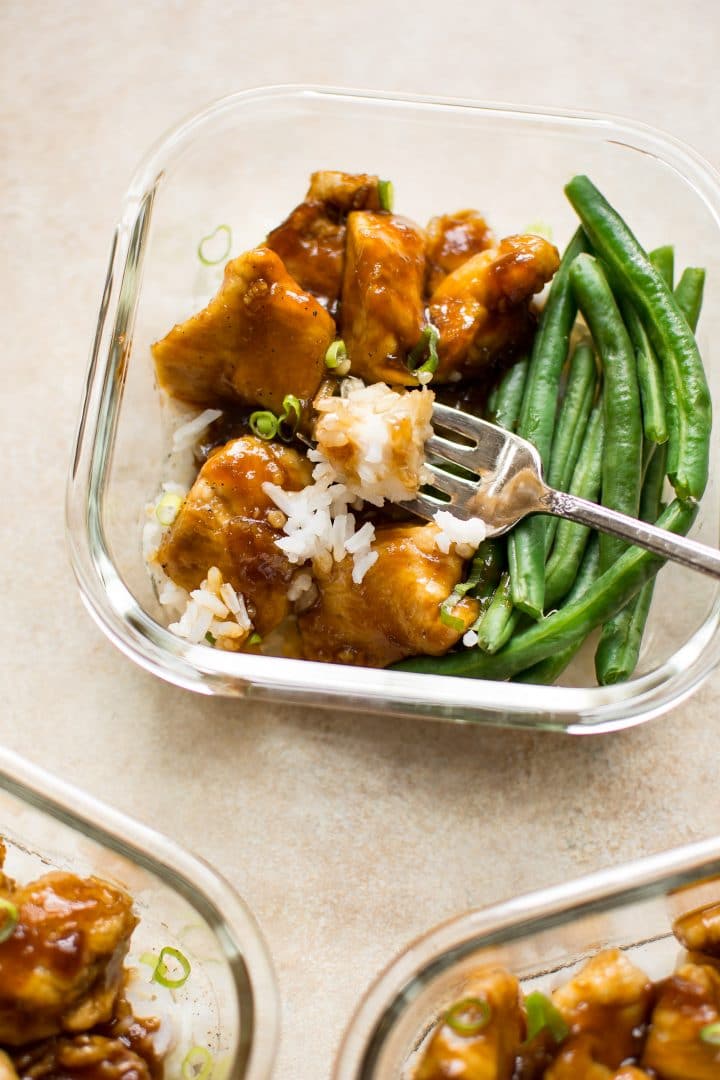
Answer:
xmin=433 ymin=509 xmax=488 ymax=558
xmin=314 ymin=379 xmax=433 ymax=506
xmin=171 ymin=407 xmax=223 ymax=452
xmin=262 ymin=380 xmax=436 ymax=585
xmin=168 ymin=566 xmax=253 ymax=649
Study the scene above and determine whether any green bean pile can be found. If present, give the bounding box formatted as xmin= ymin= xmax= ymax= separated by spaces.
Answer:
xmin=395 ymin=176 xmax=709 ymax=686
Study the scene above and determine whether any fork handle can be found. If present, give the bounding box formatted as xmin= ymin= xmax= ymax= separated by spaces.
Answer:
xmin=543 ymin=489 xmax=720 ymax=580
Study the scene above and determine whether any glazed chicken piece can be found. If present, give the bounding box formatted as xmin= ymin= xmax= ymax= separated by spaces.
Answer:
xmin=151 ymin=247 xmax=335 ymax=412
xmin=425 ymin=210 xmax=494 ymax=294
xmin=340 ymin=211 xmax=426 ymax=386
xmin=544 ymin=1036 xmax=652 ymax=1079
xmin=0 ymin=872 xmax=136 ymax=1046
xmin=156 ymin=436 xmax=311 ymax=637
xmin=266 ymin=170 xmax=381 ymax=312
xmin=413 ymin=968 xmax=524 ymax=1080
xmin=10 ymin=1034 xmax=152 ymax=1080
xmin=673 ymin=902 xmax=720 ymax=958
xmin=298 ymin=523 xmax=479 ymax=667
xmin=551 ymin=949 xmax=653 ymax=1069
xmin=428 ymin=235 xmax=560 ymax=380
xmin=641 ymin=961 xmax=720 ymax=1079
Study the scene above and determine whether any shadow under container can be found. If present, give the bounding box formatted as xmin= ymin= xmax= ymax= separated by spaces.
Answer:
xmin=333 ymin=836 xmax=720 ymax=1077
xmin=0 ymin=746 xmax=278 ymax=1078
xmin=67 ymin=84 xmax=720 ymax=733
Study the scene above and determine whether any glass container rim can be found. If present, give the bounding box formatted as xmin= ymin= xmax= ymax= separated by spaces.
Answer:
xmin=66 ymin=83 xmax=720 ymax=734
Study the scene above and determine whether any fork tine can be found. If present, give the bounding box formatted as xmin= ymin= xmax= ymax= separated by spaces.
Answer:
xmin=423 ymin=463 xmax=478 ymax=501
xmin=426 ymin=433 xmax=478 ymax=471
xmin=431 ymin=402 xmax=483 ymax=442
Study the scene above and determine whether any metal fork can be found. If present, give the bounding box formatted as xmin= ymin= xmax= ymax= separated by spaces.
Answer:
xmin=402 ymin=402 xmax=720 ymax=580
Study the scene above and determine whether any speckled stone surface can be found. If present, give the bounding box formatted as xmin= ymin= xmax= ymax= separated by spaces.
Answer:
xmin=2 ymin=2 xmax=720 ymax=1075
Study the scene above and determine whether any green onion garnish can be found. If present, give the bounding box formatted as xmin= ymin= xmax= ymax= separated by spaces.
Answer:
xmin=197 ymin=224 xmax=232 ymax=266
xmin=378 ymin=179 xmax=394 ymax=213
xmin=439 ymin=606 xmax=466 ymax=631
xmin=445 ymin=997 xmax=491 ymax=1037
xmin=325 ymin=340 xmax=348 ymax=369
xmin=407 ymin=324 xmax=440 ymax=379
xmin=156 ymin=491 xmax=184 ymax=527
xmin=439 ymin=555 xmax=487 ymax=631
xmin=278 ymin=394 xmax=302 ymax=441
xmin=150 ymin=946 xmax=192 ymax=988
xmin=248 ymin=632 xmax=262 ymax=645
xmin=700 ymin=1021 xmax=720 ymax=1045
xmin=205 ymin=631 xmax=217 ymax=646
xmin=0 ymin=898 xmax=19 ymax=944
xmin=249 ymin=411 xmax=279 ymax=440
xmin=523 ymin=220 xmax=553 ymax=241
xmin=139 ymin=952 xmax=158 ymax=968
xmin=182 ymin=1045 xmax=214 ymax=1080
xmin=524 ymin=991 xmax=569 ymax=1044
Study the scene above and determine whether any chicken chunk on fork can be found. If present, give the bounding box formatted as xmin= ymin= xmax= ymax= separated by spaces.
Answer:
xmin=298 ymin=523 xmax=479 ymax=667
xmin=156 ymin=436 xmax=312 ymax=637
xmin=551 ymin=949 xmax=653 ymax=1069
xmin=151 ymin=247 xmax=335 ymax=412
xmin=413 ymin=967 xmax=524 ymax=1080
xmin=428 ymin=235 xmax=560 ymax=380
xmin=340 ymin=211 xmax=426 ymax=386
xmin=0 ymin=873 xmax=136 ymax=1046
xmin=425 ymin=210 xmax=494 ymax=294
xmin=266 ymin=170 xmax=381 ymax=313
xmin=641 ymin=961 xmax=720 ymax=1080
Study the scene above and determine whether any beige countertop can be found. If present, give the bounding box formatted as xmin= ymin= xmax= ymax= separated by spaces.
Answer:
xmin=2 ymin=2 xmax=720 ymax=1075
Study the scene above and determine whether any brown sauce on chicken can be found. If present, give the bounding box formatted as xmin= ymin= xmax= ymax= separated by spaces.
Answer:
xmin=0 ymin=850 xmax=165 ymax=1080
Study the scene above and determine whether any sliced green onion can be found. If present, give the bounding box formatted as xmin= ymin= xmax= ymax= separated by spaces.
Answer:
xmin=325 ymin=339 xmax=348 ymax=369
xmin=204 ymin=631 xmax=217 ymax=646
xmin=407 ymin=324 xmax=440 ymax=379
xmin=524 ymin=991 xmax=569 ymax=1044
xmin=0 ymin=898 xmax=19 ymax=944
xmin=278 ymin=394 xmax=302 ymax=441
xmin=439 ymin=607 xmax=465 ymax=631
xmin=700 ymin=1021 xmax=720 ymax=1045
xmin=182 ymin=1045 xmax=214 ymax=1080
xmin=151 ymin=946 xmax=191 ymax=988
xmin=439 ymin=552 xmax=487 ymax=630
xmin=139 ymin=951 xmax=159 ymax=968
xmin=156 ymin=491 xmax=184 ymax=527
xmin=523 ymin=220 xmax=554 ymax=241
xmin=378 ymin=179 xmax=394 ymax=212
xmin=249 ymin=411 xmax=279 ymax=440
xmin=248 ymin=632 xmax=262 ymax=645
xmin=444 ymin=996 xmax=491 ymax=1037
xmin=197 ymin=224 xmax=232 ymax=266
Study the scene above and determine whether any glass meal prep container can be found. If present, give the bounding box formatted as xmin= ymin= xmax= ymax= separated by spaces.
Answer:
xmin=332 ymin=835 xmax=720 ymax=1078
xmin=66 ymin=84 xmax=720 ymax=733
xmin=0 ymin=744 xmax=278 ymax=1078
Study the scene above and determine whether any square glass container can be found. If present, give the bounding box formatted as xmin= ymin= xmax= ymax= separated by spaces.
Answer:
xmin=332 ymin=836 xmax=720 ymax=1078
xmin=0 ymin=745 xmax=278 ymax=1078
xmin=66 ymin=84 xmax=720 ymax=733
